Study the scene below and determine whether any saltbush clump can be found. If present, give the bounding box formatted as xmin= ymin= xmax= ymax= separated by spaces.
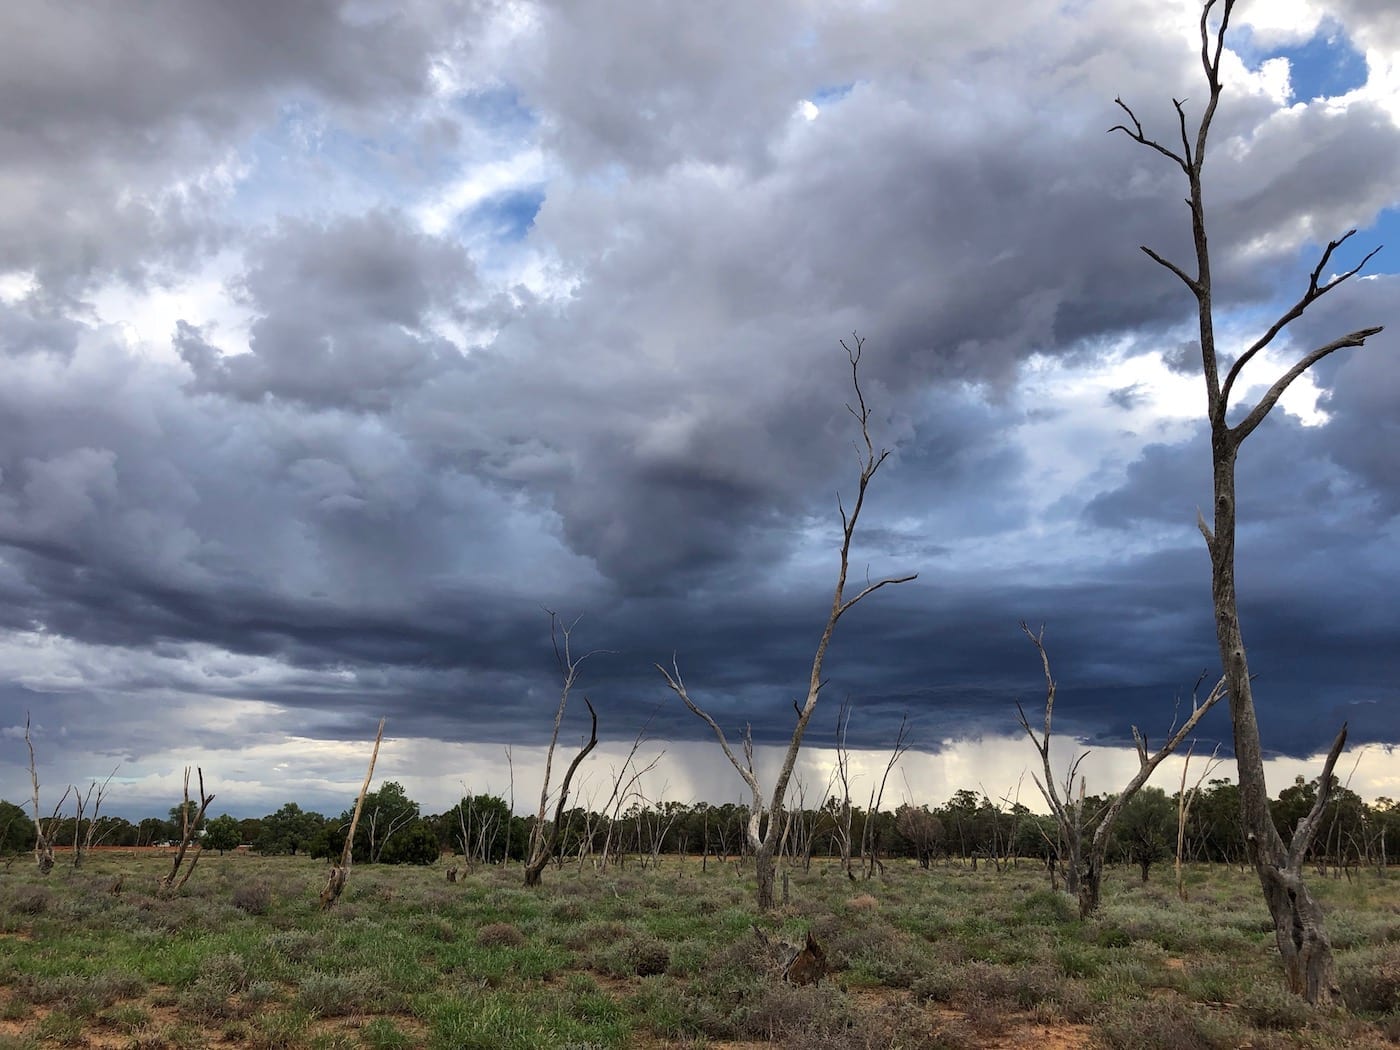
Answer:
xmin=477 ymin=921 xmax=526 ymax=948
xmin=231 ymin=879 xmax=273 ymax=915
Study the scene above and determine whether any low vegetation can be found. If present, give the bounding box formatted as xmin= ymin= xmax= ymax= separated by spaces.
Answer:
xmin=0 ymin=850 xmax=1396 ymax=1048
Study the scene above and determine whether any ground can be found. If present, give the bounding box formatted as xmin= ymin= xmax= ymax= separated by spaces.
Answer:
xmin=0 ymin=850 xmax=1396 ymax=1048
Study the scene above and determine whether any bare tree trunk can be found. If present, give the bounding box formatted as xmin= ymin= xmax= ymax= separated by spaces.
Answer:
xmin=24 ymin=714 xmax=68 ymax=876
xmin=525 ymin=614 xmax=606 ymax=887
xmin=1079 ymin=856 xmax=1102 ymax=917
xmin=320 ymin=718 xmax=384 ymax=910
xmin=1112 ymin=0 xmax=1382 ymax=1003
xmin=660 ymin=337 xmax=915 ymax=912
xmin=525 ymin=699 xmax=598 ymax=887
xmin=861 ymin=717 xmax=908 ymax=879
xmin=754 ymin=839 xmax=778 ymax=911
xmin=832 ymin=699 xmax=856 ymax=881
xmin=160 ymin=768 xmax=215 ymax=894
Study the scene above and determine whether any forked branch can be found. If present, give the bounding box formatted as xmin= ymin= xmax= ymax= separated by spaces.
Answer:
xmin=161 ymin=767 xmax=215 ymax=894
xmin=1219 ymin=231 xmax=1383 ymax=413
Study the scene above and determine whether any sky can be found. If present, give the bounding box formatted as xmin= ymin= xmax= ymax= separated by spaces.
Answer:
xmin=1 ymin=0 xmax=1398 ymax=822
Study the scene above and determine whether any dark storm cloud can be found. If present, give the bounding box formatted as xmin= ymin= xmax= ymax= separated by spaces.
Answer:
xmin=1080 ymin=318 xmax=1400 ymax=757
xmin=0 ymin=0 xmax=1398 ymax=797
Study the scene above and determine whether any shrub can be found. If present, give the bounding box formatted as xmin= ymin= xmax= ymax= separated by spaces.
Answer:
xmin=1097 ymin=997 xmax=1243 ymax=1050
xmin=231 ymin=879 xmax=273 ymax=915
xmin=1240 ymin=980 xmax=1312 ymax=1030
xmin=294 ymin=973 xmax=366 ymax=1018
xmin=629 ymin=938 xmax=670 ymax=977
xmin=478 ymin=922 xmax=526 ymax=948
xmin=9 ymin=887 xmax=50 ymax=915
xmin=1339 ymin=942 xmax=1400 ymax=1014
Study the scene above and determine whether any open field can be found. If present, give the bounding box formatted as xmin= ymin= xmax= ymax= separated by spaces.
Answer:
xmin=0 ymin=853 xmax=1397 ymax=1049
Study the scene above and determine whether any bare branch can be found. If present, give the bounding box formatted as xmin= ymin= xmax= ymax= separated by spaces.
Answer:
xmin=1014 ymin=624 xmax=1078 ymax=832
xmin=1196 ymin=507 xmax=1214 ymax=548
xmin=1220 ymin=231 xmax=1383 ymax=412
xmin=1231 ymin=327 xmax=1384 ymax=443
xmin=1109 ymin=98 xmax=1188 ymax=171
xmin=1191 ymin=0 xmax=1232 ymax=172
xmin=1139 ymin=245 xmax=1200 ymax=292
xmin=1287 ymin=723 xmax=1350 ymax=868
xmin=658 ymin=658 xmax=761 ymax=799
xmin=836 ymin=572 xmax=920 ymax=617
xmin=1090 ymin=676 xmax=1227 ymax=841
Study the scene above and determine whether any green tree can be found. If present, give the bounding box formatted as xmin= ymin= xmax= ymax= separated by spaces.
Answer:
xmin=1114 ymin=787 xmax=1175 ymax=883
xmin=352 ymin=781 xmax=420 ymax=863
xmin=256 ymin=803 xmax=327 ymax=856
xmin=445 ymin=794 xmax=513 ymax=864
xmin=378 ymin=820 xmax=440 ymax=865
xmin=203 ymin=814 xmax=242 ymax=854
xmin=0 ymin=799 xmax=35 ymax=855
xmin=137 ymin=816 xmax=174 ymax=846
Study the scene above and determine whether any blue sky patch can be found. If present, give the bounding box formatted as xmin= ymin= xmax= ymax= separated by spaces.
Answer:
xmin=1266 ymin=23 xmax=1368 ymax=102
xmin=468 ymin=187 xmax=546 ymax=242
xmin=811 ymin=82 xmax=855 ymax=107
xmin=1231 ymin=21 xmax=1368 ymax=102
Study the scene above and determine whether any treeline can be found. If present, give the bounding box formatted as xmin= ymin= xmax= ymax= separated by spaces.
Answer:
xmin=4 ymin=773 xmax=1396 ymax=878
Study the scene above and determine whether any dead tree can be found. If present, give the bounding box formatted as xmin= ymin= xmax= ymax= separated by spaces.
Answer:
xmin=1111 ymin=0 xmax=1383 ymax=1003
xmin=596 ymin=720 xmax=662 ymax=871
xmin=71 ymin=767 xmax=119 ymax=870
xmin=1175 ymin=742 xmax=1223 ymax=901
xmin=523 ymin=613 xmax=602 ymax=887
xmin=831 ymin=699 xmax=857 ymax=880
xmin=159 ymin=767 xmax=215 ymax=894
xmin=861 ymin=715 xmax=910 ymax=879
xmin=320 ymin=718 xmax=384 ymax=909
xmin=524 ymin=702 xmax=597 ymax=885
xmin=660 ymin=337 xmax=916 ymax=911
xmin=1016 ymin=624 xmax=1226 ymax=916
xmin=24 ymin=714 xmax=70 ymax=876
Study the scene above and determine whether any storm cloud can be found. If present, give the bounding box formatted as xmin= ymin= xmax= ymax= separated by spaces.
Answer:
xmin=1 ymin=0 xmax=1397 ymax=816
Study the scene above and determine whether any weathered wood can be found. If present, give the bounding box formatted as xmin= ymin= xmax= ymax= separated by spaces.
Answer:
xmin=524 ymin=698 xmax=598 ymax=887
xmin=160 ymin=767 xmax=215 ymax=894
xmin=1112 ymin=0 xmax=1382 ymax=1003
xmin=320 ymin=718 xmax=385 ymax=910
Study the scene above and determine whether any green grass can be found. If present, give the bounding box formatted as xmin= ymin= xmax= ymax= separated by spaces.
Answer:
xmin=0 ymin=851 xmax=1397 ymax=1047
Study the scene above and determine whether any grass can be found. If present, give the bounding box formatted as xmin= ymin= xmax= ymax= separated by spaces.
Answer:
xmin=0 ymin=851 xmax=1396 ymax=1047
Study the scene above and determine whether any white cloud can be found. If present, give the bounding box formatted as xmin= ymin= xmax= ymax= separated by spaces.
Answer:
xmin=0 ymin=269 xmax=37 ymax=305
